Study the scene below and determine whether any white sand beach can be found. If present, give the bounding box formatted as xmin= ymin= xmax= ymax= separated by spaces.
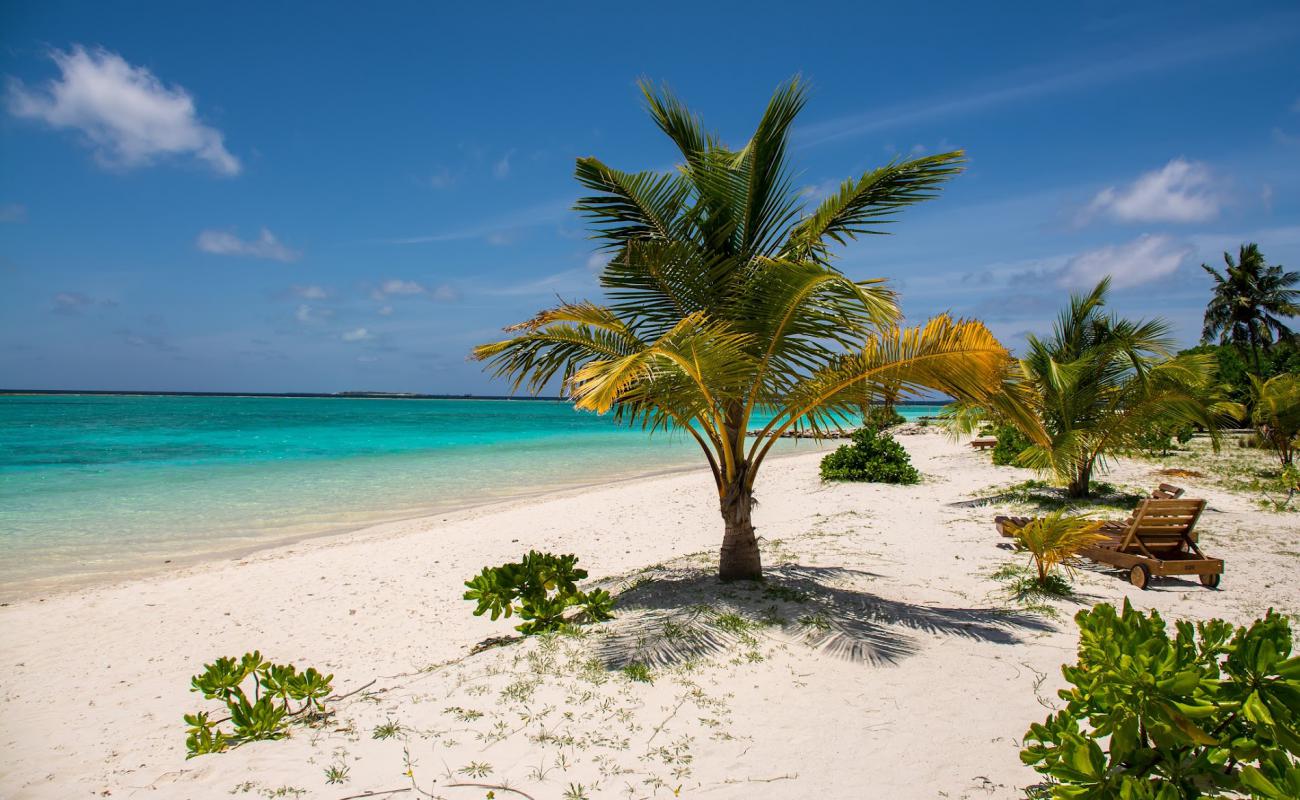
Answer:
xmin=2 ymin=429 xmax=1297 ymax=799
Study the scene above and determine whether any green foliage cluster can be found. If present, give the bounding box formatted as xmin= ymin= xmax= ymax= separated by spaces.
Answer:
xmin=464 ymin=551 xmax=615 ymax=635
xmin=1180 ymin=342 xmax=1300 ymax=414
xmin=863 ymin=405 xmax=906 ymax=429
xmin=1135 ymin=422 xmax=1196 ymax=457
xmin=184 ymin=651 xmax=333 ymax=758
xmin=1023 ymin=601 xmax=1300 ymax=798
xmin=819 ymin=426 xmax=920 ymax=484
xmin=992 ymin=424 xmax=1033 ymax=466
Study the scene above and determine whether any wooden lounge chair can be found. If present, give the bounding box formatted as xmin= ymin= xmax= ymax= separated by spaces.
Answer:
xmin=1079 ymin=498 xmax=1221 ymax=590
xmin=970 ymin=437 xmax=997 ymax=450
xmin=993 ymin=484 xmax=1185 ymax=537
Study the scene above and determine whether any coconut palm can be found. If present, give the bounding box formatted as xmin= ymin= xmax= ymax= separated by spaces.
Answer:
xmin=954 ymin=279 xmax=1237 ymax=497
xmin=473 ymin=78 xmax=1011 ymax=581
xmin=1250 ymin=373 xmax=1300 ymax=467
xmin=1202 ymin=244 xmax=1300 ymax=372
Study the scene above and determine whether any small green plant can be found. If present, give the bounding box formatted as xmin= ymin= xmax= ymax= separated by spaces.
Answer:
xmin=621 ymin=662 xmax=653 ymax=683
xmin=1004 ymin=510 xmax=1108 ymax=590
xmin=464 ymin=551 xmax=616 ymax=635
xmin=372 ymin=719 xmax=402 ymax=739
xmin=184 ymin=651 xmax=333 ymax=758
xmin=1134 ymin=421 xmax=1195 ymax=457
xmin=819 ymin=426 xmax=920 ymax=484
xmin=991 ymin=424 xmax=1033 ymax=466
xmin=1022 ymin=601 xmax=1300 ymax=798
xmin=323 ymin=763 xmax=349 ymax=785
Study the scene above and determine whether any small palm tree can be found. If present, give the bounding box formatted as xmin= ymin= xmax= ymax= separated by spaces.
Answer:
xmin=474 ymin=78 xmax=1010 ymax=581
xmin=1251 ymin=373 xmax=1300 ymax=467
xmin=1202 ymin=244 xmax=1300 ymax=372
xmin=1006 ymin=511 xmax=1108 ymax=589
xmin=955 ymin=279 xmax=1237 ymax=497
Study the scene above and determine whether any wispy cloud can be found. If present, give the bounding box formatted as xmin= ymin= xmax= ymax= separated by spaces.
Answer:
xmin=1057 ymin=234 xmax=1190 ymax=289
xmin=1082 ymin=159 xmax=1221 ymax=224
xmin=0 ymin=203 xmax=26 ymax=223
xmin=290 ymin=284 xmax=327 ymax=300
xmin=197 ymin=228 xmax=300 ymax=262
xmin=52 ymin=291 xmax=117 ymax=314
xmin=341 ymin=327 xmax=372 ymax=342
xmin=6 ymin=45 xmax=240 ymax=175
xmin=370 ymin=278 xmax=460 ymax=303
xmin=382 ymin=197 xmax=573 ymax=245
xmin=795 ymin=15 xmax=1299 ymax=147
xmin=493 ymin=149 xmax=515 ymax=180
xmin=294 ymin=303 xmax=333 ymax=324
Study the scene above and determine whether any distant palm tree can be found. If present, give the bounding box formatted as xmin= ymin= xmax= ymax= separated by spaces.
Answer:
xmin=954 ymin=279 xmax=1236 ymax=498
xmin=1202 ymin=244 xmax=1300 ymax=372
xmin=474 ymin=77 xmax=1010 ymax=581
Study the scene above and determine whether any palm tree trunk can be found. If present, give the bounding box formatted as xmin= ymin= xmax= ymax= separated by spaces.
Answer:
xmin=717 ymin=473 xmax=762 ymax=581
xmin=1066 ymin=458 xmax=1093 ymax=498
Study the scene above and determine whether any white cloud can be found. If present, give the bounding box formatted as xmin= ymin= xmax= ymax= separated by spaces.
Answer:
xmin=379 ymin=279 xmax=425 ymax=295
xmin=1057 ymin=234 xmax=1190 ymax=289
xmin=6 ymin=46 xmax=240 ymax=175
xmin=0 ymin=203 xmax=26 ymax=223
xmin=430 ymin=284 xmax=460 ymax=302
xmin=197 ymin=228 xmax=300 ymax=262
xmin=294 ymin=304 xmax=332 ymax=324
xmin=585 ymin=252 xmax=609 ymax=271
xmin=1083 ymin=159 xmax=1221 ymax=224
xmin=493 ymin=149 xmax=514 ymax=180
xmin=341 ymin=327 xmax=372 ymax=342
xmin=430 ymin=167 xmax=453 ymax=189
xmin=291 ymin=284 xmax=327 ymax=299
xmin=377 ymin=305 xmax=393 ymax=316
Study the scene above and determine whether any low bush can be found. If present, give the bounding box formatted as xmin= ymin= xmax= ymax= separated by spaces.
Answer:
xmin=992 ymin=424 xmax=1033 ymax=466
xmin=464 ymin=551 xmax=615 ymax=635
xmin=1135 ymin=422 xmax=1195 ymax=457
xmin=820 ymin=427 xmax=919 ymax=484
xmin=863 ymin=405 xmax=906 ymax=429
xmin=1022 ymin=601 xmax=1300 ymax=798
xmin=184 ymin=651 xmax=333 ymax=757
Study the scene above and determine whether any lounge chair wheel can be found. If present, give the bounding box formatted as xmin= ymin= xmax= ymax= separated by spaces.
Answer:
xmin=1199 ymin=573 xmax=1221 ymax=589
xmin=1129 ymin=564 xmax=1150 ymax=590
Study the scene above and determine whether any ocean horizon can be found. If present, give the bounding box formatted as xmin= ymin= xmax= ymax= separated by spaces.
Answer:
xmin=0 ymin=393 xmax=944 ymax=596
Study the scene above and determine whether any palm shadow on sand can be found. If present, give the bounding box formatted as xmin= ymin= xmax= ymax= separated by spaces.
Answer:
xmin=594 ymin=563 xmax=1054 ymax=669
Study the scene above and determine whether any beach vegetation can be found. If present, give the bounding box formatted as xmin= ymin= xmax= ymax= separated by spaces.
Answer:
xmin=1201 ymin=243 xmax=1299 ymax=376
xmin=819 ymin=426 xmax=920 ymax=484
xmin=991 ymin=423 xmax=1033 ymax=466
xmin=1001 ymin=510 xmax=1107 ymax=590
xmin=464 ymin=551 xmax=615 ymax=635
xmin=621 ymin=662 xmax=654 ymax=683
xmin=473 ymin=77 xmax=1010 ymax=580
xmin=1022 ymin=601 xmax=1300 ymax=799
xmin=863 ymin=405 xmax=906 ymax=429
xmin=323 ymin=763 xmax=350 ymax=784
xmin=1249 ymin=373 xmax=1300 ymax=467
xmin=184 ymin=651 xmax=333 ymax=757
xmin=952 ymin=279 xmax=1239 ymax=497
xmin=372 ymin=719 xmax=402 ymax=739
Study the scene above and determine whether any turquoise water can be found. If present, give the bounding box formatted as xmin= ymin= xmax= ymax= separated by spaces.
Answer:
xmin=0 ymin=395 xmax=943 ymax=594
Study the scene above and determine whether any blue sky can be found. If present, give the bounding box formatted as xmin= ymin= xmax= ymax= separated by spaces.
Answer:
xmin=2 ymin=1 xmax=1298 ymax=394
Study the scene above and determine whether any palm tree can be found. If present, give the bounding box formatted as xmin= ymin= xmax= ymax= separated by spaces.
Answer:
xmin=1202 ymin=244 xmax=1300 ymax=372
xmin=473 ymin=78 xmax=1011 ymax=581
xmin=956 ymin=279 xmax=1235 ymax=497
xmin=1250 ymin=373 xmax=1300 ymax=467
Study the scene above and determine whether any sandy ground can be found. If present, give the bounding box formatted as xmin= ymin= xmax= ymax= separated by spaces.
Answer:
xmin=1 ymin=429 xmax=1296 ymax=800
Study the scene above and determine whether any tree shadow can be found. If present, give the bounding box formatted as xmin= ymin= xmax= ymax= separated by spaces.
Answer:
xmin=595 ymin=563 xmax=1054 ymax=670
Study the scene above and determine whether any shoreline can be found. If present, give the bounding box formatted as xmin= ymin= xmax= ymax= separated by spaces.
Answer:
xmin=0 ymin=441 xmax=835 ymax=605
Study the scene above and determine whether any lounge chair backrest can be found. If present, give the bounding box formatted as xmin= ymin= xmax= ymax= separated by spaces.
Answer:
xmin=1151 ymin=483 xmax=1185 ymax=499
xmin=1115 ymin=499 xmax=1206 ymax=556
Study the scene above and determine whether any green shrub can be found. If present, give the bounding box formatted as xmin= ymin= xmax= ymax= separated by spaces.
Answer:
xmin=1134 ymin=422 xmax=1195 ymax=457
xmin=991 ymin=424 xmax=1033 ymax=466
xmin=184 ymin=651 xmax=333 ymax=757
xmin=863 ymin=405 xmax=906 ymax=429
xmin=820 ymin=427 xmax=919 ymax=484
xmin=1022 ymin=601 xmax=1300 ymax=798
xmin=464 ymin=551 xmax=615 ymax=635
